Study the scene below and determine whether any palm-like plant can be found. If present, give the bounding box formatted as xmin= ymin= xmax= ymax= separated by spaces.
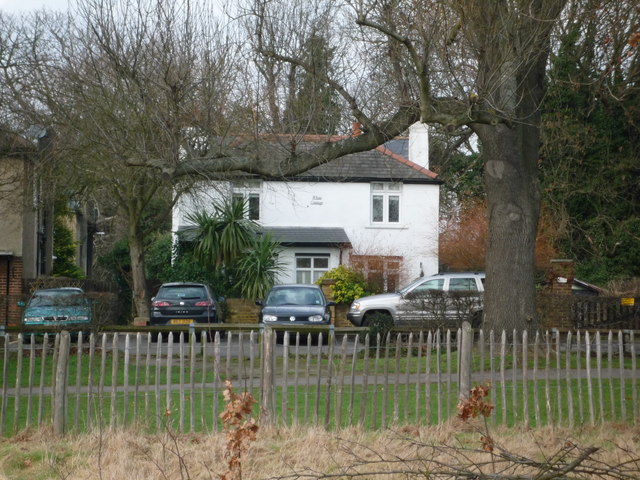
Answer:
xmin=233 ymin=233 xmax=284 ymax=299
xmin=185 ymin=199 xmax=257 ymax=268
xmin=184 ymin=198 xmax=283 ymax=298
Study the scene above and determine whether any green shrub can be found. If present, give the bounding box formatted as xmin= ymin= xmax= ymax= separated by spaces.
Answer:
xmin=316 ymin=265 xmax=371 ymax=304
xmin=367 ymin=312 xmax=394 ymax=341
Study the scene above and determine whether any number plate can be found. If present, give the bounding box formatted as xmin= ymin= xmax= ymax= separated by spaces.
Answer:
xmin=170 ymin=319 xmax=194 ymax=325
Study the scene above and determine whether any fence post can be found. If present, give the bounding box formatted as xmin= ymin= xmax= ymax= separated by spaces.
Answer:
xmin=458 ymin=321 xmax=472 ymax=401
xmin=53 ymin=331 xmax=70 ymax=436
xmin=260 ymin=325 xmax=275 ymax=426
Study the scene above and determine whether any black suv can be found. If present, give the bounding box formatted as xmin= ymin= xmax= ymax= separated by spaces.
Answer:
xmin=150 ymin=282 xmax=222 ymax=326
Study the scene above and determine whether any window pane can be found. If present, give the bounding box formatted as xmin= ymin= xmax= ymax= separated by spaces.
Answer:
xmin=313 ymin=257 xmax=329 ymax=268
xmin=414 ymin=279 xmax=444 ymax=292
xmin=372 ymin=196 xmax=383 ymax=222
xmin=296 ymin=258 xmax=311 ymax=268
xmin=312 ymin=271 xmax=325 ymax=283
xmin=387 ymin=182 xmax=401 ymax=192
xmin=372 ymin=183 xmax=384 ymax=191
xmin=248 ymin=194 xmax=260 ymax=220
xmin=388 ymin=195 xmax=399 ymax=222
xmin=449 ymin=278 xmax=477 ymax=291
xmin=297 ymin=271 xmax=311 ymax=284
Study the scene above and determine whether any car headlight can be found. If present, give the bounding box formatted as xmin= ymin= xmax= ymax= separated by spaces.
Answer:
xmin=350 ymin=302 xmax=361 ymax=312
xmin=263 ymin=314 xmax=278 ymax=322
xmin=308 ymin=315 xmax=324 ymax=322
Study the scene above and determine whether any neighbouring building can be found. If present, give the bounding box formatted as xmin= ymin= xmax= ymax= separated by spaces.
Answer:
xmin=0 ymin=132 xmax=97 ymax=326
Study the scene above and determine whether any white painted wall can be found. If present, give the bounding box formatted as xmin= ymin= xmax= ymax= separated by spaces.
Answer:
xmin=174 ymin=177 xmax=440 ymax=287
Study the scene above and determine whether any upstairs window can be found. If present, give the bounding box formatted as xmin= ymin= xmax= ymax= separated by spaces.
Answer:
xmin=231 ymin=181 xmax=261 ymax=220
xmin=371 ymin=182 xmax=401 ymax=224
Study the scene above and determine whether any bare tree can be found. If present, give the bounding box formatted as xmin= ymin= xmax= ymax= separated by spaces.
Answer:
xmin=0 ymin=0 xmax=243 ymax=318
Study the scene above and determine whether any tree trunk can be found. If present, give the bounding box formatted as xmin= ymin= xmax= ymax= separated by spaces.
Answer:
xmin=474 ymin=51 xmax=549 ymax=333
xmin=475 ymin=123 xmax=541 ymax=333
xmin=128 ymin=228 xmax=149 ymax=320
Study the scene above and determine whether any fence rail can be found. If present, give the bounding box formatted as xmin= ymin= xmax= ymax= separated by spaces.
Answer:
xmin=0 ymin=326 xmax=638 ymax=436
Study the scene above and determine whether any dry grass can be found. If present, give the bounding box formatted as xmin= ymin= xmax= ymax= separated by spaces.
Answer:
xmin=1 ymin=421 xmax=639 ymax=480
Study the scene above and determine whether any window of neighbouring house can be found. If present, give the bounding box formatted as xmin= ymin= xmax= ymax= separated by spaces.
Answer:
xmin=231 ymin=181 xmax=261 ymax=220
xmin=371 ymin=182 xmax=401 ymax=224
xmin=295 ymin=253 xmax=330 ymax=284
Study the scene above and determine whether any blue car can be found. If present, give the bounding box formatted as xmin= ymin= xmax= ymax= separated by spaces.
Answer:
xmin=256 ymin=284 xmax=335 ymax=344
xmin=20 ymin=287 xmax=93 ymax=339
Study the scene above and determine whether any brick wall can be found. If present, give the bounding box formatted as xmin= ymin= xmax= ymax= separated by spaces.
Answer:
xmin=539 ymin=259 xmax=575 ymax=329
xmin=0 ymin=256 xmax=24 ymax=326
xmin=225 ymin=298 xmax=260 ymax=324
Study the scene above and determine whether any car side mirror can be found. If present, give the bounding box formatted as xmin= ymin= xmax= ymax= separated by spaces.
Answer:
xmin=255 ymin=300 xmax=263 ymax=306
xmin=17 ymin=300 xmax=26 ymax=308
xmin=327 ymin=301 xmax=336 ymax=307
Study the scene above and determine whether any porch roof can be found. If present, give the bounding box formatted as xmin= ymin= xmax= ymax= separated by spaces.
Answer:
xmin=260 ymin=226 xmax=351 ymax=247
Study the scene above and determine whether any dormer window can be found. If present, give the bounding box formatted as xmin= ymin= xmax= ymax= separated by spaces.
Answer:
xmin=371 ymin=182 xmax=401 ymax=224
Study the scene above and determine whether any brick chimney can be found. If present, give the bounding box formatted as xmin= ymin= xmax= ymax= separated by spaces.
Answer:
xmin=409 ymin=122 xmax=429 ymax=169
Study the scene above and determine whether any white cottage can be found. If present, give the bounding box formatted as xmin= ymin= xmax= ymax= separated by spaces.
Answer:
xmin=172 ymin=122 xmax=441 ymax=292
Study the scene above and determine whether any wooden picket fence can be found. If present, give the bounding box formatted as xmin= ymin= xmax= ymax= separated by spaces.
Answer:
xmin=0 ymin=326 xmax=638 ymax=436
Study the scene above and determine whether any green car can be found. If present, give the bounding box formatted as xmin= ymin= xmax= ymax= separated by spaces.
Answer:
xmin=20 ymin=287 xmax=93 ymax=340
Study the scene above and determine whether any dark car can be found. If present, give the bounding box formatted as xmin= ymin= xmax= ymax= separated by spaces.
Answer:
xmin=257 ymin=284 xmax=335 ymax=330
xmin=20 ymin=287 xmax=93 ymax=340
xmin=150 ymin=282 xmax=222 ymax=326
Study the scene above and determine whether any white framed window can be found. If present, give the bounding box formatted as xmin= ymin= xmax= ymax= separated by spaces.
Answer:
xmin=295 ymin=253 xmax=330 ymax=284
xmin=231 ymin=181 xmax=261 ymax=220
xmin=371 ymin=182 xmax=401 ymax=224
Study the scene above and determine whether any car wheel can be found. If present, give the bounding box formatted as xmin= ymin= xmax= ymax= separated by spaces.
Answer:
xmin=470 ymin=311 xmax=483 ymax=329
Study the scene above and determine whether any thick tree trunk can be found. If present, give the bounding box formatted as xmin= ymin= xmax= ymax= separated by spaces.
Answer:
xmin=128 ymin=229 xmax=150 ymax=320
xmin=466 ymin=0 xmax=562 ymax=333
xmin=475 ymin=123 xmax=541 ymax=332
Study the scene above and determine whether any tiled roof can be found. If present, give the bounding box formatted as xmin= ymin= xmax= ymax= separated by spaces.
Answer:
xmin=291 ymin=140 xmax=440 ymax=184
xmin=260 ymin=227 xmax=351 ymax=246
xmin=229 ymin=134 xmax=441 ymax=184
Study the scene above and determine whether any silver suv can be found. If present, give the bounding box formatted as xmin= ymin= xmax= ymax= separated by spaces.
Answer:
xmin=347 ymin=272 xmax=485 ymax=329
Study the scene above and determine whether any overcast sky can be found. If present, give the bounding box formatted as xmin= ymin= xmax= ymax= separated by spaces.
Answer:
xmin=0 ymin=0 xmax=68 ymax=14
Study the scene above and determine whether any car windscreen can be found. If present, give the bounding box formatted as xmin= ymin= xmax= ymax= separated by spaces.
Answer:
xmin=157 ymin=286 xmax=207 ymax=300
xmin=29 ymin=291 xmax=87 ymax=307
xmin=265 ymin=288 xmax=323 ymax=306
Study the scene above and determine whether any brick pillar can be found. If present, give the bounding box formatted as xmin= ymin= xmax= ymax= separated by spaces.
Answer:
xmin=320 ymin=279 xmax=336 ymax=325
xmin=541 ymin=259 xmax=574 ymax=329
xmin=320 ymin=279 xmax=351 ymax=327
